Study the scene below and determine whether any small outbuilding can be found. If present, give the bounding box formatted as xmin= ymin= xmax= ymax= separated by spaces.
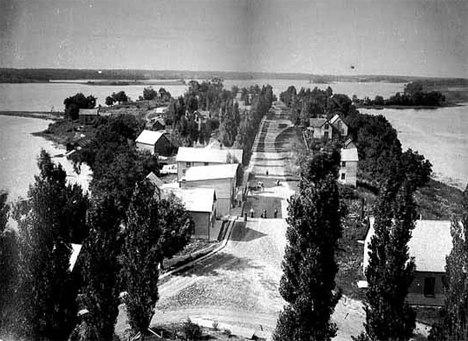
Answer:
xmin=330 ymin=114 xmax=349 ymax=137
xmin=162 ymin=187 xmax=217 ymax=240
xmin=180 ymin=163 xmax=239 ymax=216
xmin=135 ymin=130 xmax=173 ymax=156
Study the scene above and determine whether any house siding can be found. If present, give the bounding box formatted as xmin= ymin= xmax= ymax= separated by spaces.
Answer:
xmin=189 ymin=211 xmax=211 ymax=240
xmin=181 ymin=177 xmax=235 ymax=216
xmin=407 ymin=272 xmax=446 ymax=306
xmin=177 ymin=161 xmax=222 ymax=181
xmin=339 ymin=160 xmax=357 ymax=187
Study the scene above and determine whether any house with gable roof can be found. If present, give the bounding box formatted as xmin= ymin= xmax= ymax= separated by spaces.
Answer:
xmin=78 ymin=108 xmax=100 ymax=124
xmin=135 ymin=130 xmax=174 ymax=156
xmin=363 ymin=217 xmax=454 ymax=306
xmin=329 ymin=114 xmax=349 ymax=137
xmin=308 ymin=118 xmax=337 ymax=140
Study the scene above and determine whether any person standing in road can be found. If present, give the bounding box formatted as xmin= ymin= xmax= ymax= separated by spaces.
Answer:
xmin=250 ymin=207 xmax=254 ymax=218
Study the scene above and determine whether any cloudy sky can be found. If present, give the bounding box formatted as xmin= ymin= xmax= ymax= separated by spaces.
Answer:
xmin=1 ymin=0 xmax=466 ymax=77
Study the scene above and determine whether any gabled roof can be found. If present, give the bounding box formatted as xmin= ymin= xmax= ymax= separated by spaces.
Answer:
xmin=330 ymin=114 xmax=347 ymax=126
xmin=365 ymin=218 xmax=453 ymax=273
xmin=344 ymin=138 xmax=355 ymax=148
xmin=183 ymin=164 xmax=239 ymax=182
xmin=136 ymin=130 xmax=166 ymax=145
xmin=341 ymin=148 xmax=359 ymax=162
xmin=79 ymin=108 xmax=99 ymax=116
xmin=176 ymin=147 xmax=243 ymax=164
xmin=145 ymin=172 xmax=164 ymax=188
xmin=162 ymin=187 xmax=216 ymax=213
xmin=309 ymin=118 xmax=328 ymax=128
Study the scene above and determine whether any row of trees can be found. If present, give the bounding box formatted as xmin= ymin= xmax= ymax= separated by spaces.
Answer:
xmin=0 ymin=110 xmax=196 ymax=340
xmin=164 ymin=79 xmax=274 ymax=159
xmin=354 ymin=82 xmax=445 ymax=107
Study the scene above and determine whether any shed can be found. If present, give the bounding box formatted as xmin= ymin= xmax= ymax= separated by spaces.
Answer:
xmin=180 ymin=164 xmax=239 ymax=215
xmin=162 ymin=187 xmax=217 ymax=240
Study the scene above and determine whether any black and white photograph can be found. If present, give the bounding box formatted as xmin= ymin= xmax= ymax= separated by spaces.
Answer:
xmin=0 ymin=0 xmax=467 ymax=340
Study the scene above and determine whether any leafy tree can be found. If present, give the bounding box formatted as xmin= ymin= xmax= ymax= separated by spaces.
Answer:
xmin=157 ymin=194 xmax=194 ymax=269
xmin=404 ymin=82 xmax=423 ymax=96
xmin=399 ymin=148 xmax=432 ymax=191
xmin=429 ymin=186 xmax=468 ymax=341
xmin=0 ymin=192 xmax=19 ymax=334
xmin=121 ymin=182 xmax=162 ymax=339
xmin=111 ymin=91 xmax=128 ymax=104
xmin=105 ymin=96 xmax=115 ymax=106
xmin=143 ymin=87 xmax=157 ymax=101
xmin=362 ymin=180 xmax=416 ymax=341
xmin=64 ymin=93 xmax=97 ymax=120
xmin=14 ymin=150 xmax=87 ymax=340
xmin=273 ymin=151 xmax=342 ymax=341
xmin=77 ymin=199 xmax=122 ymax=341
xmin=231 ymin=85 xmax=239 ymax=97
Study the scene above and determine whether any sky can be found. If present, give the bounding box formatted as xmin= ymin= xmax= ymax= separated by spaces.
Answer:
xmin=0 ymin=0 xmax=467 ymax=77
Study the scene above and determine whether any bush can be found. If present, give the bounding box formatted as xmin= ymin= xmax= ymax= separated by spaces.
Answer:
xmin=182 ymin=318 xmax=203 ymax=341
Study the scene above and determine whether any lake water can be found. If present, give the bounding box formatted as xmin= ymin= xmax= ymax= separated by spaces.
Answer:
xmin=0 ymin=81 xmax=466 ymax=201
xmin=0 ymin=116 xmax=91 ymax=201
xmin=0 ymin=80 xmax=404 ymax=112
xmin=361 ymin=105 xmax=468 ymax=190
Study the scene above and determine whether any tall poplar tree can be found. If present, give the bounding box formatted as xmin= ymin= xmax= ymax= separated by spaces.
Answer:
xmin=73 ymin=199 xmax=122 ymax=341
xmin=273 ymin=151 xmax=342 ymax=341
xmin=14 ymin=150 xmax=88 ymax=340
xmin=429 ymin=185 xmax=468 ymax=341
xmin=362 ymin=180 xmax=416 ymax=341
xmin=121 ymin=182 xmax=162 ymax=339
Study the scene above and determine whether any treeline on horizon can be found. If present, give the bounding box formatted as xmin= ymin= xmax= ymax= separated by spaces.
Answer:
xmin=1 ymin=67 xmax=468 ymax=85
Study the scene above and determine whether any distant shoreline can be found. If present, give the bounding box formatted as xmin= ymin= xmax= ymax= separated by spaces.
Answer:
xmin=355 ymin=103 xmax=461 ymax=110
xmin=0 ymin=111 xmax=63 ymax=120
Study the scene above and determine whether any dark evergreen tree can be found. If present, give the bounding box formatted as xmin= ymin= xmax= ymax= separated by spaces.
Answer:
xmin=429 ymin=185 xmax=468 ymax=341
xmin=273 ymin=151 xmax=342 ymax=341
xmin=363 ymin=180 xmax=416 ymax=341
xmin=77 ymin=198 xmax=122 ymax=341
xmin=14 ymin=150 xmax=87 ymax=340
xmin=121 ymin=182 xmax=161 ymax=339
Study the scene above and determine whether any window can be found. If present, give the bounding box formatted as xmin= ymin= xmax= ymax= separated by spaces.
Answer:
xmin=424 ymin=277 xmax=436 ymax=297
xmin=341 ymin=173 xmax=346 ymax=180
xmin=185 ymin=162 xmax=192 ymax=168
xmin=341 ymin=161 xmax=346 ymax=167
xmin=324 ymin=131 xmax=329 ymax=139
xmin=324 ymin=124 xmax=329 ymax=129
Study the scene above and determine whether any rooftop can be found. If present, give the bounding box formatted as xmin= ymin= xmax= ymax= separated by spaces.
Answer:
xmin=183 ymin=163 xmax=239 ymax=182
xmin=330 ymin=114 xmax=342 ymax=125
xmin=176 ymin=147 xmax=243 ymax=164
xmin=341 ymin=148 xmax=359 ymax=161
xmin=365 ymin=218 xmax=453 ymax=273
xmin=78 ymin=108 xmax=99 ymax=116
xmin=309 ymin=118 xmax=328 ymax=128
xmin=145 ymin=171 xmax=164 ymax=188
xmin=162 ymin=187 xmax=216 ymax=213
xmin=136 ymin=130 xmax=166 ymax=145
